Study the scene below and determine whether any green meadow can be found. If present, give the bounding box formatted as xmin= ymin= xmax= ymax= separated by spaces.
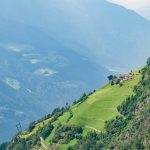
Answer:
xmin=43 ymin=71 xmax=140 ymax=149
xmin=20 ymin=71 xmax=141 ymax=150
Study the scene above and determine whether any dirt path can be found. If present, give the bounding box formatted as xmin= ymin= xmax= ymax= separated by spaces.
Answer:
xmin=40 ymin=137 xmax=48 ymax=150
xmin=85 ymin=125 xmax=101 ymax=132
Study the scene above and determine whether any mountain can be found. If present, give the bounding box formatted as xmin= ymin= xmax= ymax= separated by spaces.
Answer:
xmin=0 ymin=17 xmax=108 ymax=143
xmin=0 ymin=0 xmax=150 ymax=143
xmin=0 ymin=0 xmax=150 ymax=69
xmin=2 ymin=59 xmax=150 ymax=150
xmin=72 ymin=63 xmax=150 ymax=150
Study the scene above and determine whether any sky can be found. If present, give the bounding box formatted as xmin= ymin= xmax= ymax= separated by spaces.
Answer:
xmin=107 ymin=0 xmax=150 ymax=20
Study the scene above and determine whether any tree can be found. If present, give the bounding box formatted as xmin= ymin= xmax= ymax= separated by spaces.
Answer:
xmin=0 ymin=142 xmax=9 ymax=150
xmin=108 ymin=75 xmax=114 ymax=81
xmin=119 ymin=83 xmax=123 ymax=87
xmin=111 ymin=81 xmax=114 ymax=85
xmin=28 ymin=122 xmax=36 ymax=132
xmin=66 ymin=102 xmax=69 ymax=106
xmin=146 ymin=57 xmax=150 ymax=66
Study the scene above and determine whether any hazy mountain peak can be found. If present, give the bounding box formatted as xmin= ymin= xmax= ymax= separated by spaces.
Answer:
xmin=0 ymin=0 xmax=150 ymax=143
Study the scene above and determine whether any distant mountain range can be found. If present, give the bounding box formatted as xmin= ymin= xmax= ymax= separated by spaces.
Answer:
xmin=0 ymin=0 xmax=150 ymax=143
xmin=0 ymin=0 xmax=149 ymax=69
xmin=0 ymin=17 xmax=108 ymax=143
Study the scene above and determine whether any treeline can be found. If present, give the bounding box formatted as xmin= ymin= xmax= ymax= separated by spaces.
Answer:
xmin=0 ymin=106 xmax=69 ymax=150
xmin=69 ymin=58 xmax=150 ymax=150
xmin=28 ymin=90 xmax=96 ymax=131
xmin=5 ymin=122 xmax=54 ymax=150
xmin=73 ymin=90 xmax=96 ymax=106
xmin=0 ymin=89 xmax=95 ymax=150
xmin=52 ymin=125 xmax=83 ymax=144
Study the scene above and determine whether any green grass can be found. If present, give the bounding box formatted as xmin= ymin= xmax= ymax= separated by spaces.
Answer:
xmin=68 ymin=73 xmax=140 ymax=131
xmin=58 ymin=139 xmax=77 ymax=150
xmin=20 ymin=71 xmax=141 ymax=150
xmin=20 ymin=118 xmax=51 ymax=139
xmin=44 ymin=112 xmax=70 ymax=146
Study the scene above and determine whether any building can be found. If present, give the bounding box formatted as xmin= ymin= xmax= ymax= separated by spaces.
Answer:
xmin=119 ymin=73 xmax=133 ymax=81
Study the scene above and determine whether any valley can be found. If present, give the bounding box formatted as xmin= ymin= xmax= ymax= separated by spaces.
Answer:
xmin=0 ymin=0 xmax=150 ymax=144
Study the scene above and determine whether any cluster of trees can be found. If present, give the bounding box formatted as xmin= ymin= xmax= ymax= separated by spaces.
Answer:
xmin=5 ymin=122 xmax=54 ymax=150
xmin=107 ymin=75 xmax=123 ymax=86
xmin=24 ymin=106 xmax=71 ymax=135
xmin=0 ymin=142 xmax=9 ymax=150
xmin=147 ymin=57 xmax=150 ymax=66
xmin=107 ymin=75 xmax=117 ymax=81
xmin=73 ymin=90 xmax=96 ymax=106
xmin=32 ymin=103 xmax=70 ymax=126
xmin=73 ymin=93 xmax=89 ymax=105
xmin=51 ymin=107 xmax=70 ymax=122
xmin=52 ymin=125 xmax=83 ymax=144
xmin=28 ymin=121 xmax=36 ymax=132
xmin=69 ymin=58 xmax=150 ymax=150
xmin=68 ymin=116 xmax=128 ymax=150
xmin=67 ymin=109 xmax=74 ymax=122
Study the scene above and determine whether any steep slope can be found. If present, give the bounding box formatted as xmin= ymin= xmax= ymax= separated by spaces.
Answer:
xmin=1 ymin=69 xmax=141 ymax=150
xmin=0 ymin=17 xmax=109 ymax=143
xmin=0 ymin=0 xmax=150 ymax=69
xmin=1 ymin=0 xmax=150 ymax=144
xmin=69 ymin=73 xmax=140 ymax=131
xmin=71 ymin=63 xmax=150 ymax=150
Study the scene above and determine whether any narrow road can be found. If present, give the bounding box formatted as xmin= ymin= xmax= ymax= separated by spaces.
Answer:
xmin=40 ymin=137 xmax=48 ymax=150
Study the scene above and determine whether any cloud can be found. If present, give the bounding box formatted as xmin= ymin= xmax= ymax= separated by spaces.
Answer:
xmin=4 ymin=77 xmax=21 ymax=90
xmin=108 ymin=0 xmax=150 ymax=10
xmin=107 ymin=0 xmax=150 ymax=20
xmin=34 ymin=68 xmax=57 ymax=77
xmin=30 ymin=59 xmax=42 ymax=64
xmin=55 ymin=81 xmax=87 ymax=89
xmin=15 ymin=110 xmax=25 ymax=116
xmin=104 ymin=65 xmax=127 ymax=73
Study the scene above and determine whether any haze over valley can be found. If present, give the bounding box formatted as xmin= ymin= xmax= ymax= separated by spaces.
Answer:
xmin=0 ymin=0 xmax=150 ymax=143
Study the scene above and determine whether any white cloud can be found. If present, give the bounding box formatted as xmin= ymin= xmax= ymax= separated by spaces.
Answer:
xmin=30 ymin=59 xmax=42 ymax=64
xmin=34 ymin=68 xmax=57 ymax=77
xmin=108 ymin=0 xmax=150 ymax=10
xmin=15 ymin=110 xmax=24 ymax=116
xmin=107 ymin=0 xmax=150 ymax=20
xmin=104 ymin=65 xmax=127 ymax=73
xmin=4 ymin=77 xmax=21 ymax=90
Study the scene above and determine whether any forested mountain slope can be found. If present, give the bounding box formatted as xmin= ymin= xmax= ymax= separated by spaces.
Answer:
xmin=71 ymin=59 xmax=150 ymax=150
xmin=2 ymin=59 xmax=150 ymax=150
xmin=1 ymin=0 xmax=150 ymax=145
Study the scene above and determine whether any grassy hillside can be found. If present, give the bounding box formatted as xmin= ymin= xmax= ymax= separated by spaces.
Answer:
xmin=70 ymin=64 xmax=150 ymax=150
xmin=1 ymin=70 xmax=141 ymax=150
xmin=69 ymin=74 xmax=140 ymax=131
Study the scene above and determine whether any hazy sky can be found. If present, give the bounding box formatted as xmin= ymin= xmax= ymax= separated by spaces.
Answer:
xmin=108 ymin=0 xmax=150 ymax=20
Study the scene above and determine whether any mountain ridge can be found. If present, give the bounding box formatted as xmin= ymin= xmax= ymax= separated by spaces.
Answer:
xmin=0 ymin=0 xmax=150 ymax=68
